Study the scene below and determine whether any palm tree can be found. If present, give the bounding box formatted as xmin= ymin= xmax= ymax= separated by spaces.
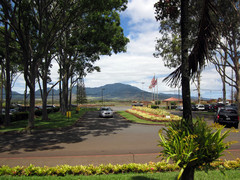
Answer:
xmin=163 ymin=0 xmax=218 ymax=179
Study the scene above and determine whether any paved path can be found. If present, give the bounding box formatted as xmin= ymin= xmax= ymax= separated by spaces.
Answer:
xmin=0 ymin=109 xmax=239 ymax=167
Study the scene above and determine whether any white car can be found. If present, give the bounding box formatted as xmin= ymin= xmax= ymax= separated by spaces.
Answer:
xmin=176 ymin=106 xmax=183 ymax=111
xmin=99 ymin=107 xmax=114 ymax=118
xmin=196 ymin=104 xmax=205 ymax=111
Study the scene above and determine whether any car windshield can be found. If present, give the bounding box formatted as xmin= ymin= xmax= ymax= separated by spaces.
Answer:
xmin=220 ymin=109 xmax=237 ymax=114
xmin=101 ymin=107 xmax=111 ymax=111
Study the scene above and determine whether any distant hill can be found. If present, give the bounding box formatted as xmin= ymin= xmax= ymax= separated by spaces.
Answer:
xmin=10 ymin=83 xmax=182 ymax=101
xmin=78 ymin=83 xmax=181 ymax=101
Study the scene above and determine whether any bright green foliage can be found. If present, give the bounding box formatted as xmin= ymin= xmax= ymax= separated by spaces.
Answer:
xmin=158 ymin=119 xmax=233 ymax=179
xmin=0 ymin=159 xmax=239 ymax=176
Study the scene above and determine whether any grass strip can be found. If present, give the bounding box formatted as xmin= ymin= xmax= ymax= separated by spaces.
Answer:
xmin=0 ymin=170 xmax=239 ymax=179
xmin=117 ymin=111 xmax=167 ymax=125
xmin=0 ymin=108 xmax=97 ymax=132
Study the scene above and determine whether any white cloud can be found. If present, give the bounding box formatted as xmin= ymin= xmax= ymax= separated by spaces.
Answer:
xmin=123 ymin=0 xmax=157 ymax=24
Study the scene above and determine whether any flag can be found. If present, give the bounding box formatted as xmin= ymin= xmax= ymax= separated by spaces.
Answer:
xmin=151 ymin=76 xmax=156 ymax=86
xmin=153 ymin=78 xmax=157 ymax=87
xmin=150 ymin=75 xmax=157 ymax=88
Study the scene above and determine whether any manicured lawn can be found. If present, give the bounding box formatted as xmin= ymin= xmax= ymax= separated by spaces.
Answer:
xmin=0 ymin=170 xmax=239 ymax=179
xmin=0 ymin=108 xmax=97 ymax=133
xmin=117 ymin=111 xmax=167 ymax=125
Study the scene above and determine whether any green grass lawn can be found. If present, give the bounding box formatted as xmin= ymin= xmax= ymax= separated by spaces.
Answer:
xmin=117 ymin=111 xmax=167 ymax=125
xmin=0 ymin=170 xmax=239 ymax=180
xmin=0 ymin=108 xmax=97 ymax=133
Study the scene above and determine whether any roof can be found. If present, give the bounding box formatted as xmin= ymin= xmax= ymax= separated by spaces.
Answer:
xmin=163 ymin=97 xmax=182 ymax=102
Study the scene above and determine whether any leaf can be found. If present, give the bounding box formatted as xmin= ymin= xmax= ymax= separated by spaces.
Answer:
xmin=177 ymin=168 xmax=184 ymax=180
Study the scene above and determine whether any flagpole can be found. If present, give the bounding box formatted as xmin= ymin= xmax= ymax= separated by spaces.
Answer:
xmin=157 ymin=78 xmax=158 ymax=105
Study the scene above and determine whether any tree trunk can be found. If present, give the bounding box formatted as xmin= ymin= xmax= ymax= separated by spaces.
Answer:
xmin=181 ymin=165 xmax=194 ymax=180
xmin=41 ymin=56 xmax=51 ymax=121
xmin=69 ymin=76 xmax=73 ymax=111
xmin=4 ymin=22 xmax=11 ymax=126
xmin=24 ymin=83 xmax=27 ymax=109
xmin=236 ymin=65 xmax=240 ymax=120
xmin=26 ymin=61 xmax=37 ymax=129
xmin=222 ymin=75 xmax=226 ymax=105
xmin=62 ymin=71 xmax=69 ymax=115
xmin=0 ymin=64 xmax=3 ymax=122
xmin=41 ymin=75 xmax=48 ymax=121
xmin=181 ymin=1 xmax=194 ymax=178
xmin=197 ymin=71 xmax=201 ymax=104
xmin=181 ymin=0 xmax=193 ymax=127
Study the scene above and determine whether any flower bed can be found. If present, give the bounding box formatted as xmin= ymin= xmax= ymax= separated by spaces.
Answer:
xmin=126 ymin=107 xmax=181 ymax=122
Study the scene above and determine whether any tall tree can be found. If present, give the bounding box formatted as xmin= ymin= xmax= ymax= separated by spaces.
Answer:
xmin=57 ymin=6 xmax=129 ymax=114
xmin=155 ymin=0 xmax=218 ymax=179
xmin=0 ymin=24 xmax=21 ymax=126
xmin=213 ymin=0 xmax=240 ymax=113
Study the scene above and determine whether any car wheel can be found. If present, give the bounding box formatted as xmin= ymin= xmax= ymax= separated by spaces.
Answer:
xmin=234 ymin=124 xmax=239 ymax=129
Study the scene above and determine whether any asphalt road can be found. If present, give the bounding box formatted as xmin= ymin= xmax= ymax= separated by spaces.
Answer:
xmin=0 ymin=108 xmax=239 ymax=167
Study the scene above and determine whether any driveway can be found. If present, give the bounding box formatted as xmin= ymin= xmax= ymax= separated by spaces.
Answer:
xmin=0 ymin=109 xmax=239 ymax=167
xmin=0 ymin=110 xmax=162 ymax=167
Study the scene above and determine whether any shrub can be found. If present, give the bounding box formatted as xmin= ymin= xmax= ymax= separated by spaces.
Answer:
xmin=0 ymin=160 xmax=239 ymax=176
xmin=0 ymin=112 xmax=29 ymax=123
xmin=158 ymin=118 xmax=234 ymax=179
xmin=151 ymin=105 xmax=159 ymax=109
xmin=34 ymin=109 xmax=42 ymax=116
xmin=13 ymin=112 xmax=29 ymax=121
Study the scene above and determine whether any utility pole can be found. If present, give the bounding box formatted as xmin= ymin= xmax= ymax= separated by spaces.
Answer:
xmin=101 ymin=88 xmax=105 ymax=106
xmin=141 ymin=82 xmax=145 ymax=102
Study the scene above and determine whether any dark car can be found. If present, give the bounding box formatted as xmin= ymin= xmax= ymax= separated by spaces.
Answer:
xmin=214 ymin=107 xmax=239 ymax=129
xmin=99 ymin=107 xmax=114 ymax=118
xmin=204 ymin=104 xmax=210 ymax=111
xmin=214 ymin=103 xmax=225 ymax=111
xmin=209 ymin=103 xmax=225 ymax=112
xmin=191 ymin=104 xmax=197 ymax=111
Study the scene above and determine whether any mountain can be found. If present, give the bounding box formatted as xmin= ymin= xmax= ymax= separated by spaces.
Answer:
xmin=86 ymin=83 xmax=145 ymax=100
xmin=10 ymin=83 xmax=182 ymax=101
xmin=83 ymin=83 xmax=181 ymax=101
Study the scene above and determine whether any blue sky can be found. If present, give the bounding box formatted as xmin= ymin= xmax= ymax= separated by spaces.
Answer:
xmin=12 ymin=0 xmax=234 ymax=100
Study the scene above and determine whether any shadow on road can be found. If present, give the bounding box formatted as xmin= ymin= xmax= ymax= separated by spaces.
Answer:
xmin=0 ymin=111 xmax=131 ymax=154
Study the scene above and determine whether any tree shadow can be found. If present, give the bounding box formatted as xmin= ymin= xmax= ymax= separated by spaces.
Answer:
xmin=0 ymin=111 xmax=131 ymax=154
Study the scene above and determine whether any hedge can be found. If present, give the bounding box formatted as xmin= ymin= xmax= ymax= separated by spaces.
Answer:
xmin=0 ymin=107 xmax=61 ymax=124
xmin=0 ymin=112 xmax=29 ymax=124
xmin=0 ymin=159 xmax=239 ymax=176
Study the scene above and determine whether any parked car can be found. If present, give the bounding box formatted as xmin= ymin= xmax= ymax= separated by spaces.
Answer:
xmin=195 ymin=104 xmax=205 ymax=111
xmin=214 ymin=107 xmax=239 ymax=129
xmin=2 ymin=108 xmax=18 ymax=115
xmin=214 ymin=103 xmax=225 ymax=111
xmin=208 ymin=104 xmax=215 ymax=112
xmin=132 ymin=102 xmax=143 ymax=106
xmin=99 ymin=107 xmax=114 ymax=118
xmin=204 ymin=104 xmax=210 ymax=111
xmin=191 ymin=104 xmax=197 ymax=111
xmin=228 ymin=104 xmax=238 ymax=110
xmin=176 ymin=106 xmax=183 ymax=111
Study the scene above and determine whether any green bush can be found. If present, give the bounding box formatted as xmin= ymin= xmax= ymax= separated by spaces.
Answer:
xmin=0 ymin=159 xmax=239 ymax=176
xmin=151 ymin=105 xmax=159 ymax=109
xmin=0 ymin=112 xmax=29 ymax=123
xmin=158 ymin=118 xmax=233 ymax=179
xmin=34 ymin=109 xmax=42 ymax=116
xmin=34 ymin=107 xmax=60 ymax=116
xmin=13 ymin=112 xmax=29 ymax=121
